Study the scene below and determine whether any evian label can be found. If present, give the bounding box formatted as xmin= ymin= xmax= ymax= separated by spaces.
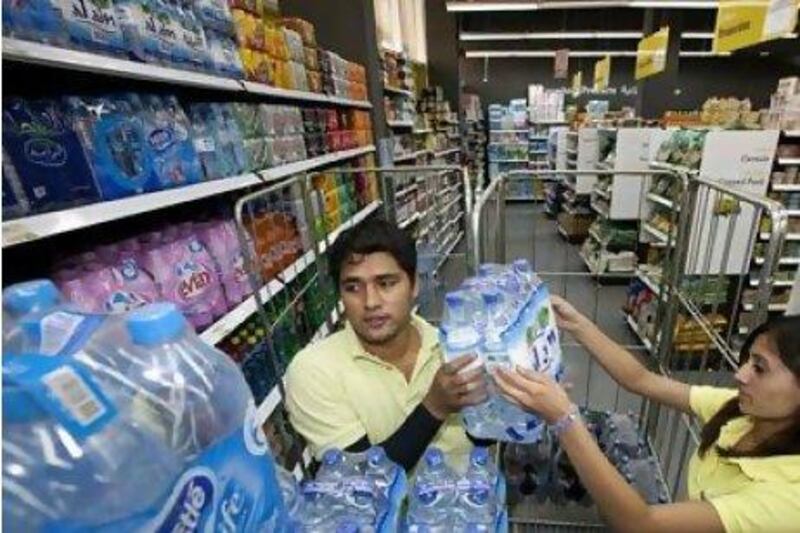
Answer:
xmin=151 ymin=467 xmax=216 ymax=532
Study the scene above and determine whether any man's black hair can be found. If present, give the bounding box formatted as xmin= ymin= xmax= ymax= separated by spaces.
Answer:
xmin=328 ymin=217 xmax=417 ymax=286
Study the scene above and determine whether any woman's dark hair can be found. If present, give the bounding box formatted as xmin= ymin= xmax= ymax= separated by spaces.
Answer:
xmin=328 ymin=217 xmax=417 ymax=287
xmin=698 ymin=315 xmax=800 ymax=458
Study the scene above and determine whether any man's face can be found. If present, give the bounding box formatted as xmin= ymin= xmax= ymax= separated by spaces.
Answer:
xmin=339 ymin=251 xmax=418 ymax=346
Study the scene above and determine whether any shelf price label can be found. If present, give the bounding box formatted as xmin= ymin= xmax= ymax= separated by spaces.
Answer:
xmin=713 ymin=0 xmax=798 ymax=53
xmin=636 ymin=27 xmax=669 ymax=81
xmin=593 ymin=56 xmax=610 ymax=90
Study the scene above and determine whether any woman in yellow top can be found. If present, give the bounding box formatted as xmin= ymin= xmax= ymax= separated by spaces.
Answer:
xmin=494 ymin=296 xmax=800 ymax=533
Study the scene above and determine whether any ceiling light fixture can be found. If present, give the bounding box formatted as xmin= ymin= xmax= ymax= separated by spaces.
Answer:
xmin=447 ymin=1 xmax=718 ymax=12
xmin=465 ymin=49 xmax=733 ymax=58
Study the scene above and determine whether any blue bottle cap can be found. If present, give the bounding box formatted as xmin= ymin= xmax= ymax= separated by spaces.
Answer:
xmin=125 ymin=303 xmax=187 ymax=346
xmin=3 ymin=280 xmax=60 ymax=315
xmin=470 ymin=446 xmax=489 ymax=466
xmin=366 ymin=446 xmax=386 ymax=465
xmin=445 ymin=292 xmax=464 ymax=308
xmin=322 ymin=448 xmax=343 ymax=466
xmin=512 ymin=258 xmax=531 ymax=271
xmin=424 ymin=447 xmax=444 ymax=468
xmin=335 ymin=520 xmax=359 ymax=533
xmin=480 ymin=289 xmax=501 ymax=306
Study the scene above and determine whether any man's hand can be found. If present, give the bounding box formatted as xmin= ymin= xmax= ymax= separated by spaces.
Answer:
xmin=423 ymin=354 xmax=488 ymax=421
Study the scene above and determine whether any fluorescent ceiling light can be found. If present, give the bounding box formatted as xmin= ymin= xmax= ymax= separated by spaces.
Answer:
xmin=465 ymin=49 xmax=733 ymax=58
xmin=447 ymin=1 xmax=718 ymax=12
xmin=460 ymin=31 xmax=645 ymax=40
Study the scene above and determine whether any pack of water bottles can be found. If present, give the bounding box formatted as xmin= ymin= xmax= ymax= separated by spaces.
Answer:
xmin=283 ymin=447 xmax=407 ymax=532
xmin=405 ymin=446 xmax=507 ymax=532
xmin=2 ymin=281 xmax=289 ymax=531
xmin=504 ymin=409 xmax=668 ymax=508
xmin=440 ymin=259 xmax=564 ymax=443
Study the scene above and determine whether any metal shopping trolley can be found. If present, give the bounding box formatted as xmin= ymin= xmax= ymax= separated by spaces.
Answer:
xmin=469 ymin=168 xmax=791 ymax=531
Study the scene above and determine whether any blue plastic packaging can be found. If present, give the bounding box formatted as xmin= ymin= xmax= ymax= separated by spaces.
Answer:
xmin=132 ymin=93 xmax=201 ymax=188
xmin=2 ymin=0 xmax=66 ymax=44
xmin=66 ymin=94 xmax=160 ymax=200
xmin=188 ymin=101 xmax=225 ymax=180
xmin=2 ymin=98 xmax=101 ymax=213
xmin=60 ymin=0 xmax=128 ymax=55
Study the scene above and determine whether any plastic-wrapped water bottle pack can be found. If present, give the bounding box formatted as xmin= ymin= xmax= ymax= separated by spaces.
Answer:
xmin=282 ymin=447 xmax=407 ymax=532
xmin=504 ymin=409 xmax=669 ymax=508
xmin=440 ymin=259 xmax=564 ymax=443
xmin=406 ymin=447 xmax=508 ymax=533
xmin=2 ymin=282 xmax=289 ymax=531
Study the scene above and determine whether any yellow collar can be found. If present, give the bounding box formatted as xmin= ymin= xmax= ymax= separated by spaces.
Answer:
xmin=717 ymin=416 xmax=800 ymax=483
xmin=343 ymin=314 xmax=440 ymax=368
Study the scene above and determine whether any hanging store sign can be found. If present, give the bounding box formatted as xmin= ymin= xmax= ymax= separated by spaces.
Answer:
xmin=554 ymin=48 xmax=569 ymax=79
xmin=713 ymin=0 xmax=798 ymax=53
xmin=593 ymin=56 xmax=610 ymax=90
xmin=636 ymin=27 xmax=670 ymax=80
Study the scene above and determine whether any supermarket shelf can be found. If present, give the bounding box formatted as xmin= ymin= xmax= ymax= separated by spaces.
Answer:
xmin=384 ymin=85 xmax=414 ymax=97
xmin=649 ymin=161 xmax=698 ymax=175
xmin=491 ymin=158 xmax=528 ymax=163
xmin=646 ymin=192 xmax=678 ymax=211
xmin=556 ymin=224 xmax=570 ymax=240
xmin=642 ymin=223 xmax=674 ymax=246
xmin=433 ymin=148 xmax=461 ymax=158
xmin=490 ymin=142 xmax=528 ymax=147
xmin=566 ymin=148 xmax=577 ymax=156
xmin=784 ymin=130 xmax=800 ymax=138
xmin=200 ymin=201 xmax=379 ymax=345
xmin=2 ymin=145 xmax=376 ymax=248
xmin=413 ymin=128 xmax=433 ymax=134
xmin=742 ymin=302 xmax=789 ymax=312
xmin=749 ymin=278 xmax=795 ymax=288
xmin=563 ymin=203 xmax=592 ymax=216
xmin=394 ymin=150 xmax=431 ymax=163
xmin=529 ymin=150 xmax=549 ymax=155
xmin=636 ymin=270 xmax=661 ymax=294
xmin=753 ymin=256 xmax=800 ymax=266
xmin=595 ymin=161 xmax=613 ymax=172
xmin=567 ymin=131 xmax=578 ymax=138
xmin=589 ymin=227 xmax=604 ymax=244
xmin=435 ymin=230 xmax=464 ymax=273
xmin=777 ymin=158 xmax=800 ymax=166
xmin=563 ymin=179 xmax=577 ymax=192
xmin=625 ymin=313 xmax=654 ymax=354
xmin=387 ymin=119 xmax=414 ymax=129
xmin=442 ymin=194 xmax=462 ymax=212
xmin=321 ymin=201 xmax=382 ymax=252
xmin=759 ymin=232 xmax=800 ymax=241
xmin=531 ymin=119 xmax=568 ymax=125
xmin=506 ymin=196 xmax=538 ymax=201
xmin=199 ymin=248 xmax=316 ymax=345
xmin=491 ymin=129 xmax=528 ymax=133
xmin=529 ymin=135 xmax=549 ymax=141
xmin=593 ymin=187 xmax=611 ymax=200
xmin=787 ymin=209 xmax=800 ymax=217
xmin=394 ymin=183 xmax=419 ymax=198
xmin=398 ymin=212 xmax=420 ymax=229
xmin=591 ymin=200 xmax=609 ymax=218
xmin=772 ymin=183 xmax=800 ymax=192
xmin=2 ymin=39 xmax=373 ymax=109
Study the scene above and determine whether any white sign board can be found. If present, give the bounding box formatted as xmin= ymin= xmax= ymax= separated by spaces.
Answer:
xmin=686 ymin=130 xmax=780 ymax=275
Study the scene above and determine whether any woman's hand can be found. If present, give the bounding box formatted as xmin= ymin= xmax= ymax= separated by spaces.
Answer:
xmin=493 ymin=366 xmax=574 ymax=424
xmin=551 ymin=295 xmax=591 ymax=336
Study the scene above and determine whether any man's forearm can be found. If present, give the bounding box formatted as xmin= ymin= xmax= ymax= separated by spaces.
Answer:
xmin=344 ymin=403 xmax=443 ymax=471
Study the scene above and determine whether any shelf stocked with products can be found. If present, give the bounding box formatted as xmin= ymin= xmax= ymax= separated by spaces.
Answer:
xmin=488 ymin=99 xmax=529 ymax=180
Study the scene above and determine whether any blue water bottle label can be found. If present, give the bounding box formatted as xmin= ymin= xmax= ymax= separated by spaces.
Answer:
xmin=6 ymin=354 xmax=117 ymax=440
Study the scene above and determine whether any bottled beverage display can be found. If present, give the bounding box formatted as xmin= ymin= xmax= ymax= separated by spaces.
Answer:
xmin=406 ymin=447 xmax=508 ymax=533
xmin=285 ymin=447 xmax=405 ymax=532
xmin=440 ymin=259 xmax=564 ymax=442
xmin=2 ymin=300 xmax=287 ymax=531
xmin=2 ymin=94 xmax=373 ymax=220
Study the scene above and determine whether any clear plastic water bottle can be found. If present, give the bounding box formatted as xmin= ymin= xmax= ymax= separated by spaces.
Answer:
xmin=2 ymin=279 xmax=62 ymax=350
xmin=457 ymin=448 xmax=499 ymax=528
xmin=365 ymin=445 xmax=407 ymax=505
xmin=2 ymin=354 xmax=181 ymax=531
xmin=407 ymin=448 xmax=458 ymax=532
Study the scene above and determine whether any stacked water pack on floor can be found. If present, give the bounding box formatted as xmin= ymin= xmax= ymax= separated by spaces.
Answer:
xmin=405 ymin=447 xmax=507 ymax=532
xmin=284 ymin=447 xmax=407 ymax=532
xmin=2 ymin=281 xmax=289 ymax=531
xmin=440 ymin=259 xmax=564 ymax=442
xmin=504 ymin=410 xmax=668 ymax=507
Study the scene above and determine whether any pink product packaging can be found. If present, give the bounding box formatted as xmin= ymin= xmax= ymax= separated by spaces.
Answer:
xmin=198 ymin=220 xmax=253 ymax=309
xmin=142 ymin=234 xmax=228 ymax=329
xmin=56 ymin=257 xmax=159 ymax=313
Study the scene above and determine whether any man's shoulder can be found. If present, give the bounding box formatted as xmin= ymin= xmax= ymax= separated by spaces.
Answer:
xmin=286 ymin=328 xmax=353 ymax=380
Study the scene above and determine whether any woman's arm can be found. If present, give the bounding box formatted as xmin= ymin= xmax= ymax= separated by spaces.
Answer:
xmin=553 ymin=296 xmax=691 ymax=414
xmin=494 ymin=368 xmax=725 ymax=533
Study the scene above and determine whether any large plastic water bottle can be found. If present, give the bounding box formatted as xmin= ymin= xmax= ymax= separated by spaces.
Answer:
xmin=2 ymin=354 xmax=182 ymax=531
xmin=407 ymin=448 xmax=458 ymax=532
xmin=2 ymin=279 xmax=62 ymax=349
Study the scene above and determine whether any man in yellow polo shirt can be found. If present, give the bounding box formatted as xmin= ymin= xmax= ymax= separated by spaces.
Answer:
xmin=285 ymin=218 xmax=489 ymax=471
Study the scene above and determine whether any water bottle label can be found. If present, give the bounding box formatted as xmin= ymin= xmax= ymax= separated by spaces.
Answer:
xmin=147 ymin=402 xmax=281 ymax=532
xmin=6 ymin=355 xmax=117 ymax=440
xmin=36 ymin=311 xmax=105 ymax=357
